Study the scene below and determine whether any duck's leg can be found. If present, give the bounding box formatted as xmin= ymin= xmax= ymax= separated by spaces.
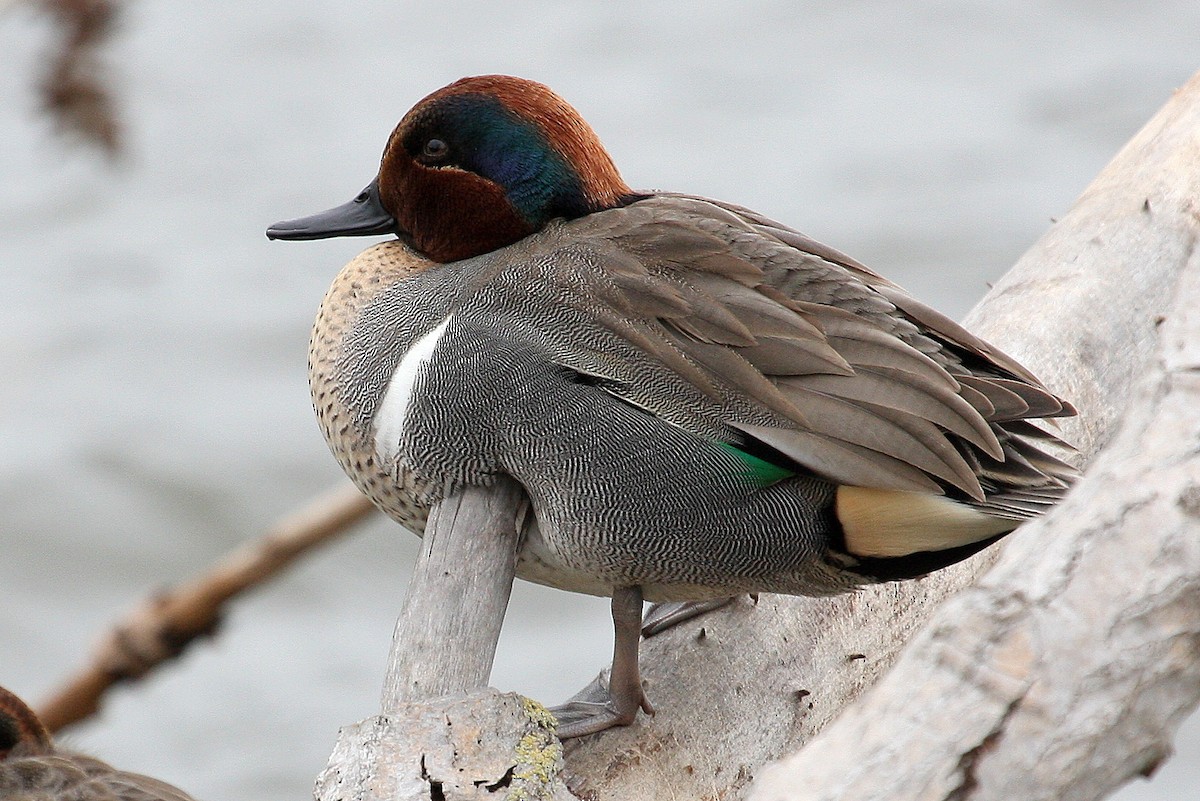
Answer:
xmin=552 ymin=585 xmax=654 ymax=739
xmin=641 ymin=597 xmax=739 ymax=637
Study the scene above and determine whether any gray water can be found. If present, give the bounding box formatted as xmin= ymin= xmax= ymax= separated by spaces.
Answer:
xmin=2 ymin=2 xmax=1197 ymax=799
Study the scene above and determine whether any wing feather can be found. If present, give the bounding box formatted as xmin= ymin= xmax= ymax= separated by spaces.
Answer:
xmin=531 ymin=194 xmax=1074 ymax=506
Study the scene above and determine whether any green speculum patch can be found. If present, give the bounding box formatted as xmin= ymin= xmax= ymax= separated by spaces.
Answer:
xmin=715 ymin=441 xmax=797 ymax=486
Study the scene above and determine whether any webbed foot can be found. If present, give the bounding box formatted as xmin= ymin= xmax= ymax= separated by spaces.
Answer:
xmin=550 ymin=668 xmax=655 ymax=739
xmin=551 ymin=585 xmax=653 ymax=739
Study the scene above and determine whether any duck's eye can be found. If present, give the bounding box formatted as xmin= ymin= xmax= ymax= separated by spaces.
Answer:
xmin=422 ymin=138 xmax=449 ymax=160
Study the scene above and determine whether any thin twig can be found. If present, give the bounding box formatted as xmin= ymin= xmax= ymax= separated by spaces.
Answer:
xmin=36 ymin=484 xmax=378 ymax=733
xmin=36 ymin=0 xmax=122 ymax=156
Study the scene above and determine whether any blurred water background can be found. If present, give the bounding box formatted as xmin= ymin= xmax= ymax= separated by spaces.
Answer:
xmin=2 ymin=2 xmax=1197 ymax=799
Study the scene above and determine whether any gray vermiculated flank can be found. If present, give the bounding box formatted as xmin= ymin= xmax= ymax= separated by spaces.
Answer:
xmin=316 ymin=195 xmax=1073 ymax=602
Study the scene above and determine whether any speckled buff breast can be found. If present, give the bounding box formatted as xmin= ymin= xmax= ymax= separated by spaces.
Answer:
xmin=272 ymin=74 xmax=1076 ymax=736
xmin=309 ymin=241 xmax=438 ymax=533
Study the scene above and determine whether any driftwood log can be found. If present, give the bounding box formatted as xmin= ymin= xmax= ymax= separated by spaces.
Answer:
xmin=749 ymin=72 xmax=1200 ymax=801
xmin=315 ymin=70 xmax=1200 ymax=801
xmin=379 ymin=479 xmax=528 ymax=707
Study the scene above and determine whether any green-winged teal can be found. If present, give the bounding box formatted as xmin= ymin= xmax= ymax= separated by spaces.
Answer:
xmin=0 ymin=685 xmax=197 ymax=801
xmin=268 ymin=75 xmax=1074 ymax=738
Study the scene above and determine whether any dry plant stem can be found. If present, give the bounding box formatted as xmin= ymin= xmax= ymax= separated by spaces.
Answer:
xmin=37 ymin=0 xmax=122 ymax=155
xmin=380 ymin=477 xmax=527 ymax=710
xmin=558 ymin=71 xmax=1200 ymax=801
xmin=37 ymin=484 xmax=377 ymax=733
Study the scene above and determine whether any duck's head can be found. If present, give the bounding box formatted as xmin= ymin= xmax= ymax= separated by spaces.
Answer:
xmin=267 ymin=75 xmax=635 ymax=262
xmin=0 ymin=686 xmax=51 ymax=759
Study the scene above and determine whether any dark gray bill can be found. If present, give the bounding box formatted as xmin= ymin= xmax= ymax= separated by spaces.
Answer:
xmin=266 ymin=179 xmax=398 ymax=240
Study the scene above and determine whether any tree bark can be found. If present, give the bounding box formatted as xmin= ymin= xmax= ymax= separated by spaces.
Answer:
xmin=315 ymin=690 xmax=577 ymax=801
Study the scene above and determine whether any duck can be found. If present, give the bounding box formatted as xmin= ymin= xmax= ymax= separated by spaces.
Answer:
xmin=267 ymin=75 xmax=1075 ymax=739
xmin=0 ymin=685 xmax=198 ymax=801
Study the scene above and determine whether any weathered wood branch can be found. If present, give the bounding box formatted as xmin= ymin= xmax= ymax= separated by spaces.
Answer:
xmin=749 ymin=76 xmax=1200 ymax=801
xmin=316 ymin=690 xmax=576 ymax=801
xmin=311 ymin=71 xmax=1200 ymax=801
xmin=315 ymin=479 xmax=587 ymax=801
xmin=36 ymin=484 xmax=376 ymax=733
xmin=381 ymin=478 xmax=528 ymax=708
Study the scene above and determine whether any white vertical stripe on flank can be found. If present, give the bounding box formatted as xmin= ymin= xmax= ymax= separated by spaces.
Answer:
xmin=373 ymin=314 xmax=453 ymax=465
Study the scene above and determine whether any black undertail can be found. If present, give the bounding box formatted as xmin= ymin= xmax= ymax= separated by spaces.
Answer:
xmin=845 ymin=532 xmax=1007 ymax=583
